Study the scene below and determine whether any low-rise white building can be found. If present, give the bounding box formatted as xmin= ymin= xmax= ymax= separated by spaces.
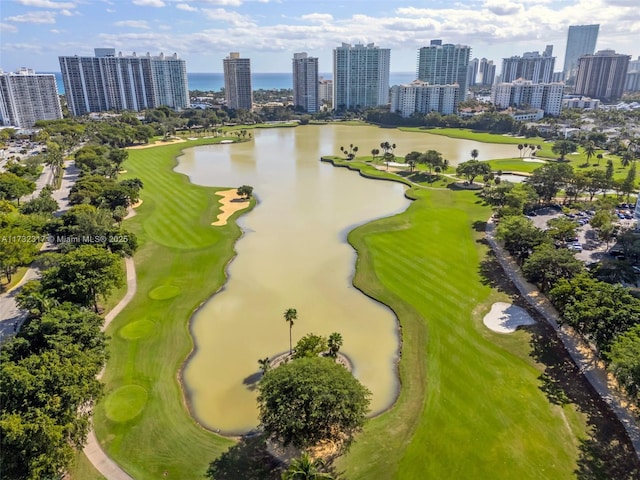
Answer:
xmin=390 ymin=80 xmax=458 ymax=117
xmin=491 ymin=78 xmax=564 ymax=116
xmin=562 ymin=96 xmax=601 ymax=109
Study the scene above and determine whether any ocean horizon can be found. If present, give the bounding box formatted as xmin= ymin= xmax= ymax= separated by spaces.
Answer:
xmin=47 ymin=72 xmax=417 ymax=95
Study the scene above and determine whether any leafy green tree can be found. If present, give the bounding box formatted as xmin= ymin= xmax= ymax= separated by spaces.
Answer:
xmin=419 ymin=150 xmax=448 ymax=176
xmin=0 ymin=172 xmax=36 ymax=205
xmin=19 ymin=186 xmax=58 ymax=216
xmin=456 ymin=159 xmax=492 ymax=184
xmin=257 ymin=357 xmax=370 ymax=450
xmin=609 ymin=324 xmax=640 ymax=401
xmin=527 ymin=163 xmax=574 ymax=203
xmin=495 ymin=216 xmax=549 ymax=263
xmin=551 ymin=139 xmax=578 ymax=161
xmin=522 ymin=244 xmax=584 ymax=292
xmin=622 ymin=163 xmax=637 ymax=202
xmin=327 ymin=332 xmax=343 ymax=358
xmin=546 ymin=217 xmax=578 ymax=244
xmin=282 ymin=453 xmax=334 ymax=479
xmin=605 ymin=159 xmax=614 ymax=181
xmin=549 ymin=273 xmax=640 ymax=351
xmin=404 ymin=151 xmax=421 ymax=172
xmin=237 ymin=185 xmax=254 ymax=199
xmin=284 ymin=308 xmax=298 ymax=355
xmin=40 ymin=245 xmax=124 ymax=312
xmin=0 ymin=227 xmax=39 ymax=282
xmin=590 ymin=210 xmax=617 ymax=247
xmin=292 ymin=333 xmax=328 ymax=359
xmin=584 ymin=169 xmax=610 ymax=201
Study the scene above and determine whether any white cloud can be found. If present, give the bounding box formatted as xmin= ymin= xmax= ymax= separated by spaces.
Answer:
xmin=132 ymin=0 xmax=166 ymax=7
xmin=301 ymin=13 xmax=333 ymax=23
xmin=176 ymin=3 xmax=198 ymax=11
xmin=482 ymin=0 xmax=523 ymax=16
xmin=115 ymin=20 xmax=151 ymax=29
xmin=199 ymin=0 xmax=243 ymax=5
xmin=106 ymin=8 xmax=115 ymax=13
xmin=5 ymin=11 xmax=57 ymax=23
xmin=49 ymin=28 xmax=65 ymax=33
xmin=202 ymin=8 xmax=256 ymax=27
xmin=15 ymin=0 xmax=75 ymax=8
xmin=0 ymin=22 xmax=19 ymax=33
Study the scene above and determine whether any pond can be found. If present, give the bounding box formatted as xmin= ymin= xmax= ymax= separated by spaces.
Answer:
xmin=177 ymin=125 xmax=516 ymax=433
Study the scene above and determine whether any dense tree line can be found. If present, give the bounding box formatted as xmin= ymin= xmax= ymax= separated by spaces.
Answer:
xmin=491 ymin=174 xmax=640 ymax=406
xmin=0 ymin=121 xmax=140 ymax=477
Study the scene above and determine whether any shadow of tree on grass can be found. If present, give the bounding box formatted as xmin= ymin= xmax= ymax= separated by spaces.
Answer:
xmin=206 ymin=434 xmax=283 ymax=480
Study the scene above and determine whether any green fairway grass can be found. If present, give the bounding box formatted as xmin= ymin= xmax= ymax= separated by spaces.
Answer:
xmin=93 ymin=137 xmax=246 ymax=479
xmin=399 ymin=127 xmax=545 ymax=145
xmin=329 ymin=172 xmax=588 ymax=478
xmin=94 ymin=132 xmax=635 ymax=479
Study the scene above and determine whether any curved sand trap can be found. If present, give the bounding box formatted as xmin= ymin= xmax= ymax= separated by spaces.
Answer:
xmin=523 ymin=158 xmax=546 ymax=163
xmin=483 ymin=302 xmax=536 ymax=333
xmin=126 ymin=138 xmax=186 ymax=150
xmin=211 ymin=189 xmax=250 ymax=226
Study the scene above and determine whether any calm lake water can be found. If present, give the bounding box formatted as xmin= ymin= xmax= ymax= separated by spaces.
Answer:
xmin=177 ymin=125 xmax=516 ymax=433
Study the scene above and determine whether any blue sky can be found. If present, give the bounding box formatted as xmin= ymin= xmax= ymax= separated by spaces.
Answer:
xmin=1 ymin=0 xmax=638 ymax=74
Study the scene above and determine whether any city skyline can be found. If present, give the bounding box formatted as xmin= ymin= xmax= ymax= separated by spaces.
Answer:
xmin=1 ymin=0 xmax=639 ymax=75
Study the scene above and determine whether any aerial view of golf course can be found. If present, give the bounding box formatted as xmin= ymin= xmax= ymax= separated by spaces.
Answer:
xmin=80 ymin=123 xmax=640 ymax=479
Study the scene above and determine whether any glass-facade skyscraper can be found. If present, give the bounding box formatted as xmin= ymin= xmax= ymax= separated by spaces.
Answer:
xmin=333 ymin=43 xmax=390 ymax=110
xmin=563 ymin=24 xmax=599 ymax=84
xmin=59 ymin=48 xmax=188 ymax=116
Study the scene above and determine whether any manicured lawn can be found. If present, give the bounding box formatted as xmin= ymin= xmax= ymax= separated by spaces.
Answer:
xmin=332 ymin=173 xmax=587 ymax=478
xmin=93 ymin=130 xmax=634 ymax=479
xmin=399 ymin=127 xmax=545 ymax=145
xmin=92 ymin=137 xmax=247 ymax=479
xmin=67 ymin=451 xmax=106 ymax=480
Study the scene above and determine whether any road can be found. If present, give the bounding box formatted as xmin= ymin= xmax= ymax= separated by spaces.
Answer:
xmin=0 ymin=160 xmax=80 ymax=341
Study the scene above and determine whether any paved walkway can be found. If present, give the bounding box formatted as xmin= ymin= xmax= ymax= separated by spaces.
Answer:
xmin=83 ymin=208 xmax=138 ymax=480
xmin=486 ymin=216 xmax=640 ymax=460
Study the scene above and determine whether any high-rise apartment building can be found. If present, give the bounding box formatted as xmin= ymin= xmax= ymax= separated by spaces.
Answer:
xmin=491 ymin=78 xmax=564 ymax=116
xmin=574 ymin=50 xmax=630 ymax=102
xmin=292 ymin=53 xmax=319 ymax=113
xmin=223 ymin=52 xmax=253 ymax=111
xmin=478 ymin=58 xmax=496 ymax=86
xmin=59 ymin=48 xmax=188 ymax=116
xmin=318 ymin=77 xmax=333 ymax=105
xmin=417 ymin=40 xmax=471 ymax=100
xmin=563 ymin=24 xmax=599 ymax=84
xmin=333 ymin=43 xmax=390 ymax=110
xmin=0 ymin=68 xmax=63 ymax=127
xmin=501 ymin=45 xmax=556 ymax=84
xmin=467 ymin=58 xmax=479 ymax=87
xmin=390 ymin=81 xmax=458 ymax=117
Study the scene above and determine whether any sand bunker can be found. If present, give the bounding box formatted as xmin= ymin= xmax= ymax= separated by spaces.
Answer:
xmin=483 ymin=302 xmax=536 ymax=333
xmin=127 ymin=138 xmax=186 ymax=150
xmin=523 ymin=158 xmax=546 ymax=163
xmin=211 ymin=189 xmax=250 ymax=226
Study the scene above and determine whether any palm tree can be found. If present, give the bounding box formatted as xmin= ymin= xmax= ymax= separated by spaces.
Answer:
xmin=371 ymin=148 xmax=379 ymax=163
xmin=584 ymin=141 xmax=597 ymax=165
xmin=258 ymin=357 xmax=271 ymax=375
xmin=327 ymin=332 xmax=343 ymax=358
xmin=380 ymin=141 xmax=396 ymax=170
xmin=282 ymin=453 xmax=334 ymax=480
xmin=284 ymin=308 xmax=298 ymax=355
xmin=517 ymin=144 xmax=524 ymax=158
xmin=470 ymin=149 xmax=479 ymax=161
xmin=621 ymin=150 xmax=633 ymax=168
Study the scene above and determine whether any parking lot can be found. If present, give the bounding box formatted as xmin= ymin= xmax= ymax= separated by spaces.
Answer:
xmin=528 ymin=205 xmax=637 ymax=263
